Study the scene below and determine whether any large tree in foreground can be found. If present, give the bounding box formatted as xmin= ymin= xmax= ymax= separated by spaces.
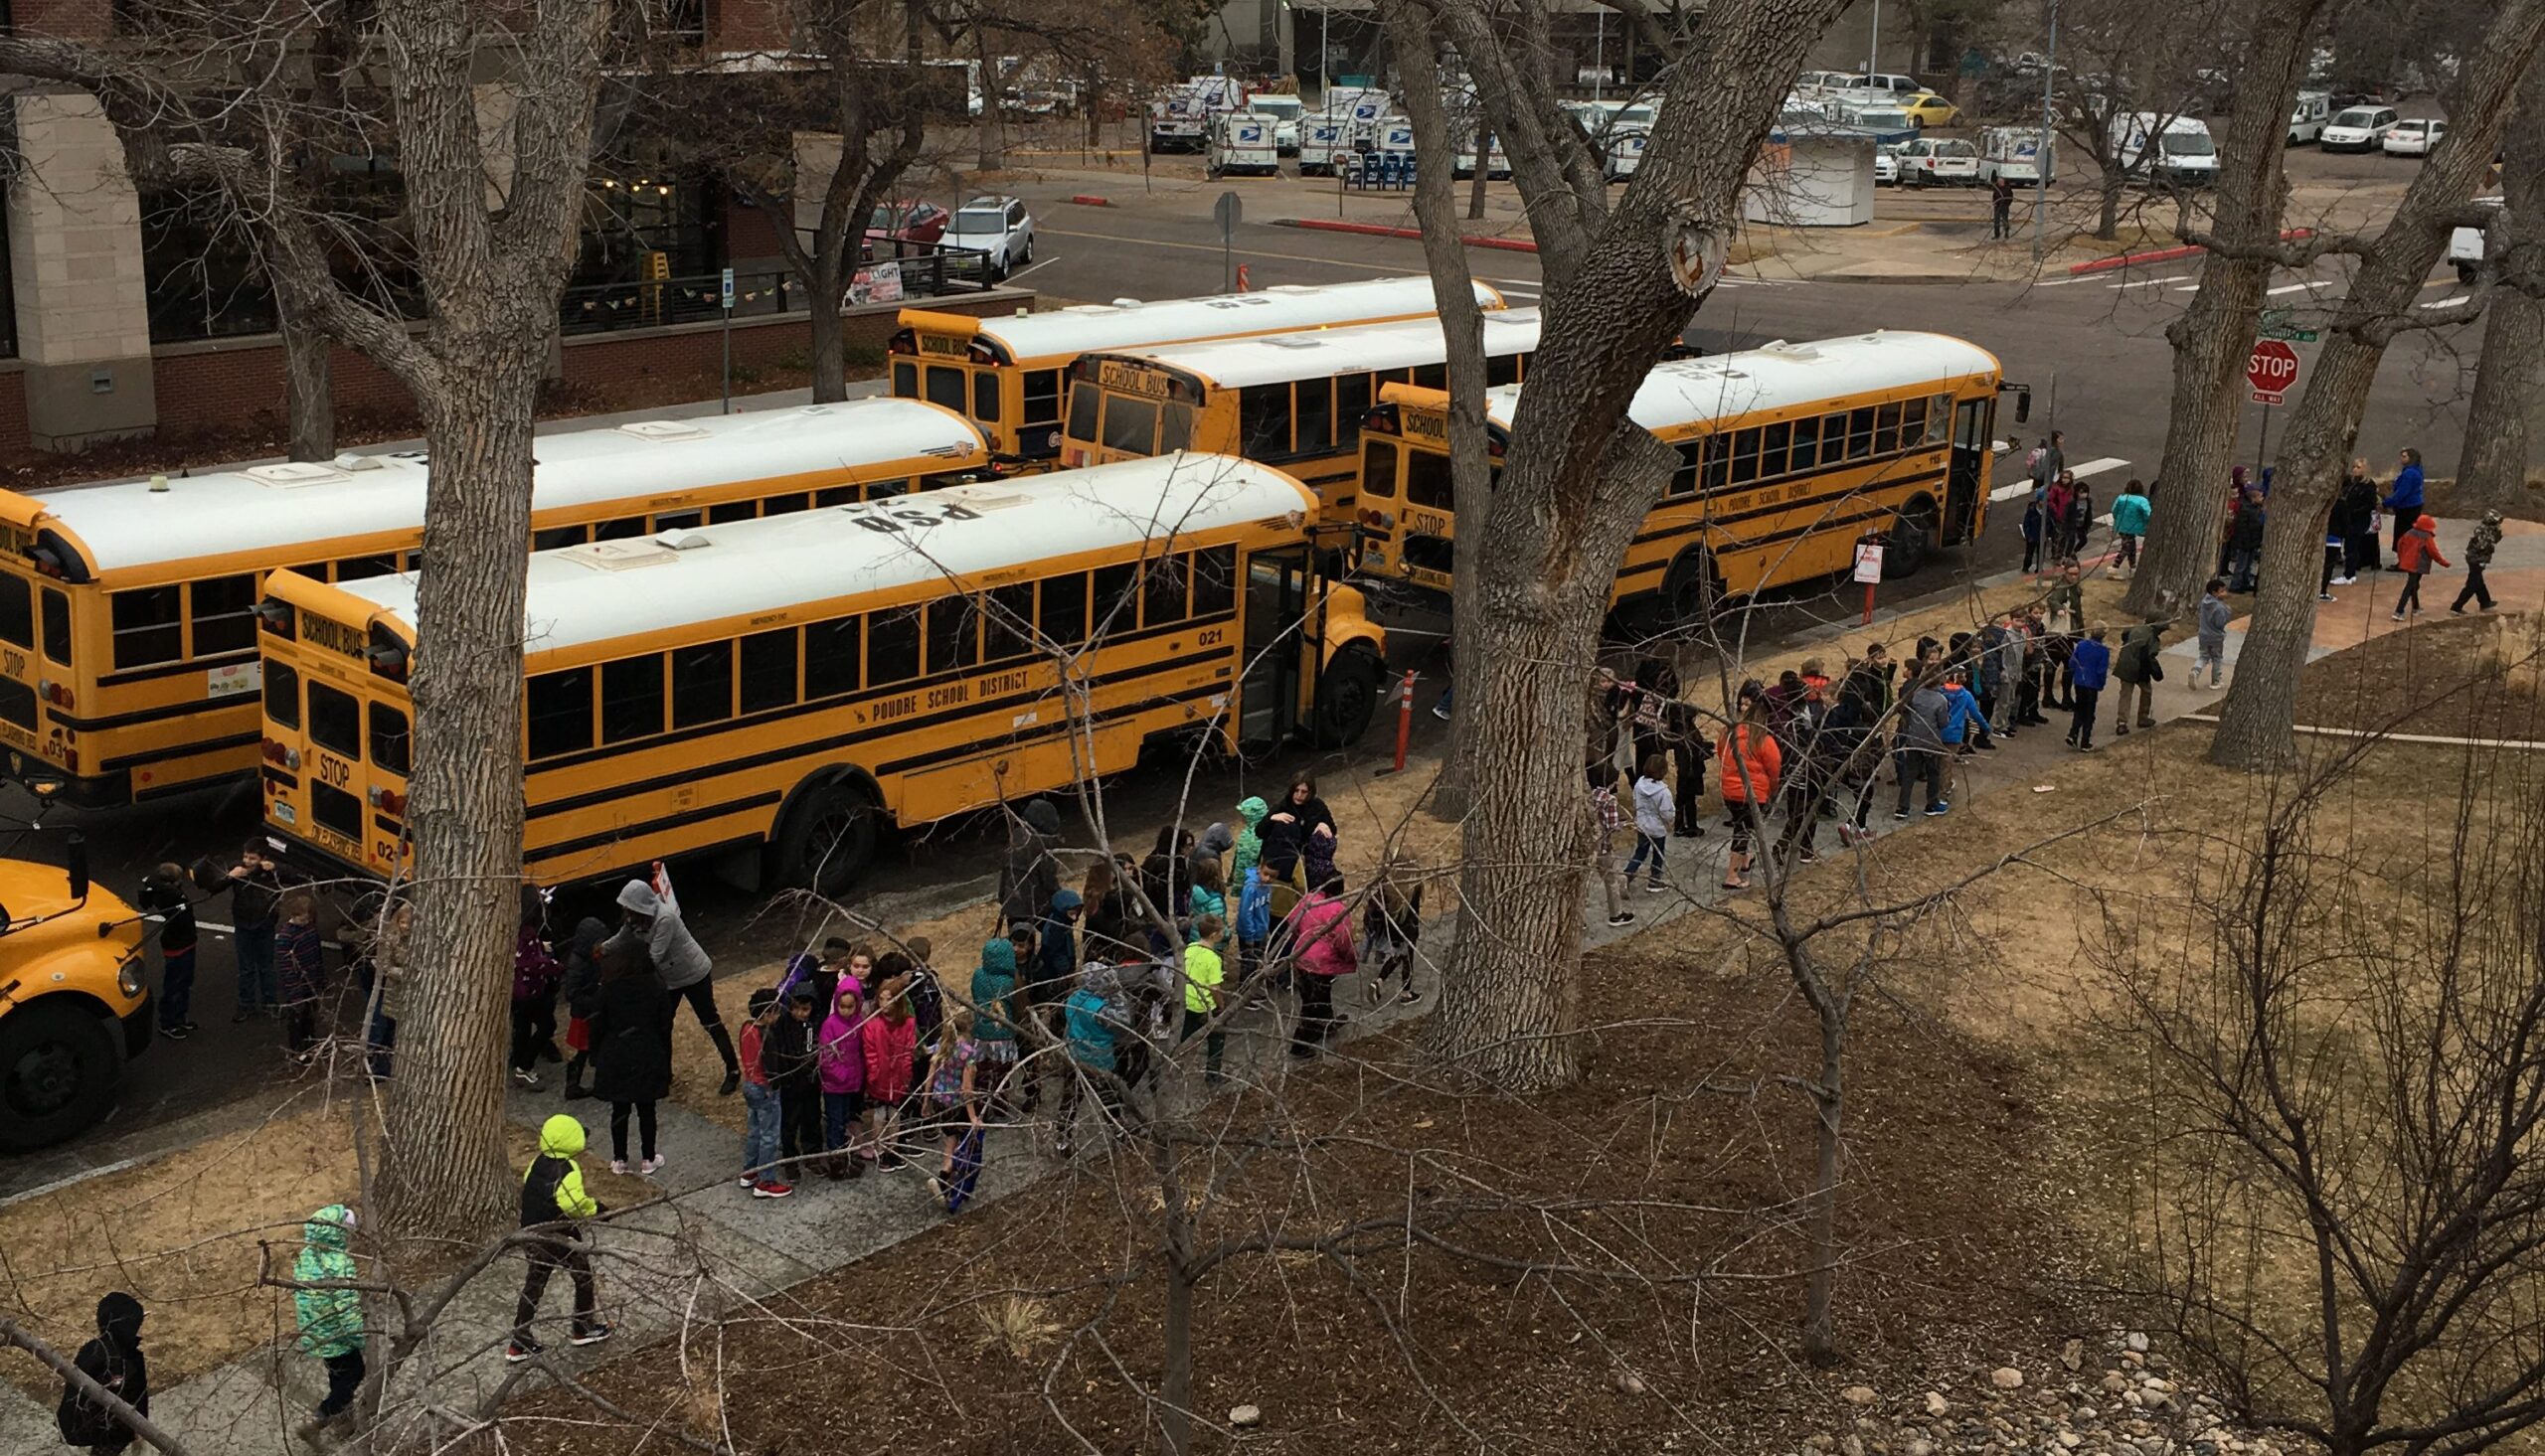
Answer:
xmin=2209 ymin=3 xmax=2545 ymax=772
xmin=2454 ymin=65 xmax=2545 ymax=513
xmin=1391 ymin=0 xmax=1846 ymax=1092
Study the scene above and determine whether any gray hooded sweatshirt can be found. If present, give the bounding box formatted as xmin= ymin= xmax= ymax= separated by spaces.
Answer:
xmin=616 ymin=879 xmax=712 ymax=990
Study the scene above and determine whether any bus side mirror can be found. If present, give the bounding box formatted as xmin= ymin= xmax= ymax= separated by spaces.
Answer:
xmin=2003 ymin=384 xmax=2033 ymax=424
xmin=65 ymin=831 xmax=88 ymax=903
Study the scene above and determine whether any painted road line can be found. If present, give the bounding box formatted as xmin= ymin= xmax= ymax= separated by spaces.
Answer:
xmin=2070 ymin=456 xmax=2129 ymax=479
xmin=2265 ymin=280 xmax=2327 ymax=295
xmin=1005 ymin=254 xmax=1060 ymax=281
xmin=2109 ymin=273 xmax=2193 ymax=289
xmin=2033 ymin=275 xmax=2093 ymax=286
xmin=1990 ymin=480 xmax=2033 ymax=502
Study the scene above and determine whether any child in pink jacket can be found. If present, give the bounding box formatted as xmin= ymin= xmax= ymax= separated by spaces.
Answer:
xmin=1284 ymin=874 xmax=1357 ymax=1060
xmin=816 ymin=982 xmax=867 ymax=1179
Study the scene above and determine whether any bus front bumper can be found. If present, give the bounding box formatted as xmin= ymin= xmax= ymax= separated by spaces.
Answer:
xmin=3 ymin=749 xmax=133 ymax=810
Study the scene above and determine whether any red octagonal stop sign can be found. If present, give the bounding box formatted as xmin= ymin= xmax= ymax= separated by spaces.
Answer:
xmin=2247 ymin=339 xmax=2300 ymax=403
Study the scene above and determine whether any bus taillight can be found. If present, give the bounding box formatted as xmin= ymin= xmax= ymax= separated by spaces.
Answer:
xmin=37 ymin=680 xmax=72 ymax=712
xmin=260 ymin=737 xmax=301 ymax=771
xmin=367 ymin=784 xmax=407 ymax=818
xmin=1360 ymin=508 xmax=1395 ymax=530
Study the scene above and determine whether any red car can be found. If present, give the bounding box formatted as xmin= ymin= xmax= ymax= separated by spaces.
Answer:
xmin=866 ymin=199 xmax=948 ymax=247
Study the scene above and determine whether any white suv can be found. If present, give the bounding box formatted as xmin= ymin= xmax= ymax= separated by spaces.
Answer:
xmin=2320 ymin=106 xmax=2398 ymax=152
xmin=944 ymin=196 xmax=1035 ymax=280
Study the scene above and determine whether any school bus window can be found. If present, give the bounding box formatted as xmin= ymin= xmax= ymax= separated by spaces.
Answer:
xmin=0 ymin=679 xmax=33 ymax=728
xmin=1729 ymin=429 xmax=1761 ymax=487
xmin=1363 ymin=439 xmax=1399 ymax=498
xmin=1160 ymin=403 xmax=1195 ymax=454
xmin=868 ymin=606 xmax=922 ymax=685
xmin=312 ymin=779 xmax=362 ymax=840
xmin=1373 ymin=368 xmax=1410 ymax=388
xmin=600 ymin=655 xmax=665 ymax=744
xmin=533 ymin=525 xmax=589 ymax=552
xmin=1669 ymin=441 xmax=1700 ymax=497
xmin=653 ymin=510 xmax=704 ymax=533
xmin=190 ymin=574 xmax=258 ymax=657
xmin=110 ymin=587 xmax=183 ymax=669
xmin=984 ymin=582 xmax=1035 ymax=663
xmin=1486 ymin=352 xmax=1523 ymax=388
xmin=308 ymin=679 xmax=362 ymax=759
xmin=892 ymin=361 xmax=918 ymax=398
xmin=1143 ymin=553 xmax=1190 ymax=627
xmin=1068 ymin=381 xmax=1100 ymax=443
xmin=972 ymin=372 xmax=1001 ymax=423
xmin=1238 ymin=386 xmax=1290 ymax=457
xmin=925 ymin=365 xmax=966 ymax=412
xmin=764 ymin=493 xmax=810 ymax=517
xmin=1093 ymin=563 xmax=1138 ymax=637
xmin=1761 ymin=421 xmax=1791 ymax=478
xmin=1790 ymin=416 xmax=1820 ymax=472
xmin=1901 ymin=397 xmax=1929 ymax=445
xmin=671 ymin=640 xmax=735 ymax=729
xmin=264 ymin=660 xmax=301 ymax=730
xmin=926 ymin=594 xmax=981 ymax=675
xmin=1041 ymin=570 xmax=1087 ymax=648
xmin=802 ymin=616 xmax=859 ymax=699
xmin=871 ymin=478 xmax=913 ymax=501
xmin=1412 ymin=363 xmax=1446 ymax=390
xmin=400 ymin=552 xmax=424 ymax=573
xmin=1102 ymin=396 xmax=1159 ymax=455
xmin=1926 ymin=395 xmax=1952 ymax=444
xmin=709 ymin=500 xmax=759 ymax=526
xmin=1022 ymin=369 xmax=1062 ymax=424
xmin=741 ymin=627 xmax=800 ymax=713
xmin=923 ymin=471 xmax=976 ymax=492
xmin=1846 ymin=408 xmax=1876 ymax=460
xmin=1702 ymin=441 xmax=1731 ymax=495
xmin=1294 ymin=378 xmax=1334 ymax=454
xmin=1337 ymin=372 xmax=1372 ymax=429
xmin=337 ymin=555 xmax=398 ymax=582
xmin=1193 ymin=545 xmax=1238 ymax=617
xmin=1875 ymin=403 xmax=1904 ymax=454
xmin=1407 ymin=449 xmax=1454 ymax=510
xmin=596 ymin=516 xmax=646 ymax=542
xmin=525 ymin=668 xmax=594 ymax=759
xmin=814 ymin=485 xmax=859 ymax=508
xmin=0 ymin=572 xmax=29 ymax=649
xmin=369 ymin=702 xmax=411 ymax=777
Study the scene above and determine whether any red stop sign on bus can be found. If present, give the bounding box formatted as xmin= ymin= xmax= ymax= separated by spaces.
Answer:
xmin=2247 ymin=339 xmax=2300 ymax=403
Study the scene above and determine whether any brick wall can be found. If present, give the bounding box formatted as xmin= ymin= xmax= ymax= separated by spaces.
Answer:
xmin=0 ymin=371 xmax=30 ymax=454
xmin=152 ymin=341 xmax=413 ymax=437
xmin=559 ymin=289 xmax=1022 ymax=391
xmin=707 ymin=0 xmax=788 ymax=51
xmin=13 ymin=0 xmax=113 ymax=40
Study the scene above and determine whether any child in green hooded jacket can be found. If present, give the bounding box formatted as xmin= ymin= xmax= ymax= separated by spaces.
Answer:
xmin=292 ymin=1204 xmax=366 ymax=1442
xmin=1232 ymin=797 xmax=1267 ymax=884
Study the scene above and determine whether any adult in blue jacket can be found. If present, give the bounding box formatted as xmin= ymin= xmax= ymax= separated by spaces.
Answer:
xmin=2065 ymin=625 xmax=2113 ymax=751
xmin=2382 ymin=447 xmax=2425 ymax=562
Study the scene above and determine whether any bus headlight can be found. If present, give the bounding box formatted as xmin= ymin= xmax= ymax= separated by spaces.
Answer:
xmin=117 ymin=953 xmax=144 ymax=999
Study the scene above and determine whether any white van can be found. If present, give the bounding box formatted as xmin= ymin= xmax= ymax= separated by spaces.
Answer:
xmin=1207 ymin=112 xmax=1280 ymax=176
xmin=2319 ymin=104 xmax=2398 ymax=151
xmin=1796 ymin=70 xmax=1856 ymax=96
xmin=2450 ymin=196 xmax=2502 ymax=283
xmin=1246 ymin=93 xmax=1305 ymax=154
xmin=1894 ymin=136 xmax=1981 ymax=186
xmin=1454 ymin=131 xmax=1511 ymax=179
xmin=1978 ymin=125 xmax=2055 ymax=184
xmin=1297 ymin=115 xmax=1351 ymax=175
xmin=1845 ymin=72 xmax=1922 ymax=95
xmin=1151 ymin=76 xmax=1246 ymax=153
xmin=2287 ymin=90 xmax=2330 ymax=145
xmin=2114 ymin=112 xmax=2218 ymax=186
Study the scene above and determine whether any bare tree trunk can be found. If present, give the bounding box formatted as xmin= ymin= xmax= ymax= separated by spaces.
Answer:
xmin=975 ymin=28 xmax=1005 ymax=173
xmin=2123 ymin=0 xmax=2323 ymax=620
xmin=809 ymin=255 xmax=850 ymax=403
xmin=1799 ymin=1011 xmax=1846 ymax=1365
xmin=2456 ymin=67 xmax=2545 ymax=512
xmin=279 ymin=301 xmax=337 ymax=463
xmin=1466 ymin=119 xmax=1488 ymax=220
xmin=2211 ymin=0 xmax=2545 ymax=771
xmin=1383 ymin=0 xmax=1490 ymax=812
xmin=2097 ymin=173 xmax=2123 ymax=240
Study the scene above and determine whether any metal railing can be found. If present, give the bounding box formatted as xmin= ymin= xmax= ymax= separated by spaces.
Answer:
xmin=555 ymin=242 xmax=1001 ymax=337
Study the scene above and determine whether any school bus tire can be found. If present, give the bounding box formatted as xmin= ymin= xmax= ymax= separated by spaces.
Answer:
xmin=0 ymin=997 xmax=121 ymax=1154
xmin=769 ymin=774 xmax=881 ymax=898
xmin=1662 ymin=548 xmax=1727 ymax=631
xmin=1884 ymin=497 xmax=1939 ymax=579
xmin=1312 ymin=641 xmax=1385 ymax=747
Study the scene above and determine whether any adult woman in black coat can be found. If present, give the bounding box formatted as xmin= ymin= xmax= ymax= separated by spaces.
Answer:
xmin=588 ymin=938 xmax=675 ymax=1176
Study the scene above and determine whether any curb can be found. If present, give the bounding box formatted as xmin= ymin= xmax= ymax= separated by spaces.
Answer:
xmin=1274 ymin=217 xmax=1540 ymax=253
xmin=2066 ymin=228 xmax=2314 ymax=276
xmin=1070 ymin=194 xmax=1111 ymax=207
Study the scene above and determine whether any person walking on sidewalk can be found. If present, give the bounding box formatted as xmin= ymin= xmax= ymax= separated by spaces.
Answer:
xmin=614 ymin=867 xmax=739 ymax=1095
xmin=1622 ymin=752 xmax=1676 ymax=894
xmin=139 ymin=864 xmax=197 ymax=1041
xmin=1720 ymin=686 xmax=1783 ymax=886
xmin=508 ymin=1113 xmax=613 ymax=1364
xmin=2393 ymin=513 xmax=2450 ymax=620
xmin=1990 ymin=173 xmax=2014 ymax=239
xmin=736 ymin=988 xmax=791 ymax=1198
xmin=1893 ymin=673 xmax=1950 ymax=819
xmin=56 ymin=1292 xmax=147 ymax=1455
xmin=2383 ymin=447 xmax=2425 ymax=563
xmin=2111 ymin=619 xmax=2166 ymax=735
xmin=2227 ymin=488 xmax=2267 ymax=593
xmin=1284 ymin=874 xmax=1357 ymax=1059
xmin=2334 ymin=458 xmax=2380 ymax=578
xmin=2067 ymin=623 xmax=2113 ymax=750
xmin=2453 ymin=510 xmax=2502 ymax=614
xmin=2110 ymin=479 xmax=2150 ymax=573
xmin=2196 ymin=578 xmax=2232 ymax=689
xmin=510 ymin=896 xmax=561 ymax=1091
xmin=290 ymin=1205 xmax=366 ymax=1444
xmin=590 ymin=935 xmax=674 ymax=1177
xmin=1588 ymin=767 xmax=1635 ymax=929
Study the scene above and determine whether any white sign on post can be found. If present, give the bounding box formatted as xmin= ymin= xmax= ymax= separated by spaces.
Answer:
xmin=1852 ymin=542 xmax=1886 ymax=583
xmin=720 ymin=267 xmax=736 ymax=310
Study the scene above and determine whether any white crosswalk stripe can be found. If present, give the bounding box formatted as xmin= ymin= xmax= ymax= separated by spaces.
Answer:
xmin=1989 ymin=455 xmax=2129 ymax=502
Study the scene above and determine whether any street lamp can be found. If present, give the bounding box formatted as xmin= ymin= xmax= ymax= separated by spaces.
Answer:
xmin=2032 ymin=0 xmax=2057 ymax=264
xmin=1865 ymin=0 xmax=1880 ymax=78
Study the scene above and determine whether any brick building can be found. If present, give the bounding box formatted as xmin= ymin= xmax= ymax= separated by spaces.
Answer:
xmin=0 ymin=0 xmax=1021 ymax=458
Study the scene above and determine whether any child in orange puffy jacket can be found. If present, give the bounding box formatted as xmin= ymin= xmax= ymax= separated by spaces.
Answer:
xmin=2392 ymin=514 xmax=2450 ymax=620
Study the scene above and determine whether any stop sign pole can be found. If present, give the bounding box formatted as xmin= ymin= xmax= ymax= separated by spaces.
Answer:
xmin=2245 ymin=339 xmax=2302 ymax=482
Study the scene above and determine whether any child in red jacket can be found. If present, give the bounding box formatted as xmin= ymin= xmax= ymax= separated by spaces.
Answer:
xmin=2393 ymin=514 xmax=2451 ymax=620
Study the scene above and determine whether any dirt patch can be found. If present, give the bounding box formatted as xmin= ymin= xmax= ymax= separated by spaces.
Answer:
xmin=0 ymin=1098 xmax=655 ymax=1394
xmin=2292 ymin=609 xmax=2545 ymax=741
xmin=2421 ymin=473 xmax=2545 ymax=526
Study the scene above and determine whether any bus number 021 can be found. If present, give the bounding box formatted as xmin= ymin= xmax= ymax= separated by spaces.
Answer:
xmin=1197 ymin=628 xmax=1226 ymax=648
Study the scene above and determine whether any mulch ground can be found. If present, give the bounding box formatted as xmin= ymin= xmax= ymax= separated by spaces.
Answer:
xmin=2293 ymin=610 xmax=2545 ymax=741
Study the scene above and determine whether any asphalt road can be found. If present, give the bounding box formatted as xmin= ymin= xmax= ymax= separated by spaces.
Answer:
xmin=1 ymin=157 xmax=2497 ymax=1164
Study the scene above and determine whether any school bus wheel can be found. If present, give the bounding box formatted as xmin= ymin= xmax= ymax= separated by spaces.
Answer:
xmin=769 ymin=775 xmax=881 ymax=898
xmin=1883 ymin=497 xmax=1939 ymax=579
xmin=0 ymin=998 xmax=121 ymax=1154
xmin=1311 ymin=641 xmax=1384 ymax=748
xmin=1663 ymin=548 xmax=1726 ymax=631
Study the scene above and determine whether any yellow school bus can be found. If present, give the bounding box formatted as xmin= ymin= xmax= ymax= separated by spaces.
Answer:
xmin=1057 ymin=310 xmax=1543 ymax=520
xmin=255 ymin=455 xmax=1388 ymax=894
xmin=0 ymin=400 xmax=989 ymax=809
xmin=890 ymin=275 xmax=1507 ymax=465
xmin=1357 ymin=331 xmax=2006 ymax=617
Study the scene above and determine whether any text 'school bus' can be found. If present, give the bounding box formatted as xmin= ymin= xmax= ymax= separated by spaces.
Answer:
xmin=1058 ymin=309 xmax=1544 ymax=519
xmin=0 ymin=401 xmax=990 ymax=809
xmin=254 ymin=456 xmax=1389 ymax=894
xmin=889 ymin=275 xmax=1507 ymax=465
xmin=1358 ymin=331 xmax=2008 ymax=617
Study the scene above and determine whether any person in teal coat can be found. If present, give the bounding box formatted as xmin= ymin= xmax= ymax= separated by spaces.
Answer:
xmin=2110 ymin=479 xmax=2151 ymax=572
xmin=291 ymin=1204 xmax=367 ymax=1441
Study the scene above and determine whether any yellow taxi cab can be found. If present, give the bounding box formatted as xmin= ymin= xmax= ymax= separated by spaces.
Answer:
xmin=0 ymin=835 xmax=150 ymax=1152
xmin=1902 ymin=92 xmax=1961 ymax=129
